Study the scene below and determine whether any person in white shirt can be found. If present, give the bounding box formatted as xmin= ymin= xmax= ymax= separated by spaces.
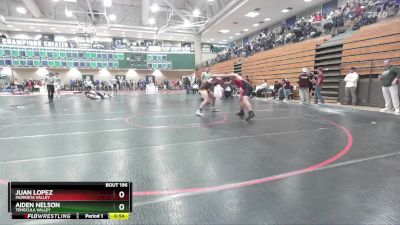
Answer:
xmin=254 ymin=79 xmax=269 ymax=97
xmin=344 ymin=67 xmax=359 ymax=105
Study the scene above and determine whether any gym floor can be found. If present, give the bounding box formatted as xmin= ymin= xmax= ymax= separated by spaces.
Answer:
xmin=0 ymin=93 xmax=399 ymax=225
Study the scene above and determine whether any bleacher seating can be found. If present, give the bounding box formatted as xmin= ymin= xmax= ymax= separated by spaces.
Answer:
xmin=341 ymin=18 xmax=400 ymax=77
xmin=202 ymin=17 xmax=400 ymax=95
xmin=210 ymin=58 xmax=240 ymax=74
xmin=242 ymin=36 xmax=328 ymax=86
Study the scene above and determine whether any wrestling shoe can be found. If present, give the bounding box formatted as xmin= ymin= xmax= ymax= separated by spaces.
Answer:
xmin=196 ymin=110 xmax=204 ymax=116
xmin=236 ymin=111 xmax=244 ymax=116
xmin=246 ymin=111 xmax=255 ymax=121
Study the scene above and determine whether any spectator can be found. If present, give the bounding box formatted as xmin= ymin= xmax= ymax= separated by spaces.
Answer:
xmin=354 ymin=3 xmax=365 ymax=21
xmin=314 ymin=67 xmax=325 ymax=104
xmin=282 ymin=79 xmax=292 ymax=102
xmin=273 ymin=81 xmax=282 ymax=99
xmin=315 ymin=12 xmax=324 ymax=22
xmin=224 ymin=85 xmax=233 ymax=98
xmin=298 ymin=68 xmax=311 ymax=104
xmin=332 ymin=8 xmax=343 ymax=35
xmin=379 ymin=59 xmax=400 ymax=115
xmin=342 ymin=1 xmax=353 ymax=19
xmin=255 ymin=79 xmax=269 ymax=97
xmin=183 ymin=77 xmax=191 ymax=94
xmin=344 ymin=67 xmax=359 ymax=105
xmin=192 ymin=83 xmax=199 ymax=94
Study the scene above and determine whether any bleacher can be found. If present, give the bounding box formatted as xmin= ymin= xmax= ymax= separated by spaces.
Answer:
xmin=341 ymin=18 xmax=400 ymax=77
xmin=242 ymin=36 xmax=328 ymax=86
xmin=210 ymin=58 xmax=240 ymax=74
xmin=200 ymin=17 xmax=399 ymax=105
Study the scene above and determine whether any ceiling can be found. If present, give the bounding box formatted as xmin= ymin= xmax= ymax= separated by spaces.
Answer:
xmin=0 ymin=0 xmax=231 ymax=42
xmin=0 ymin=0 xmax=329 ymax=43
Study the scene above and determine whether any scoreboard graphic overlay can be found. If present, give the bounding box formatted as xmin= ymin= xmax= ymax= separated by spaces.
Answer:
xmin=8 ymin=182 xmax=132 ymax=220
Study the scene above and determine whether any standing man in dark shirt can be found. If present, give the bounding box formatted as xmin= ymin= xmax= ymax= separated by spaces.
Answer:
xmin=45 ymin=72 xmax=55 ymax=101
xmin=298 ymin=68 xmax=311 ymax=104
xmin=379 ymin=59 xmax=400 ymax=115
xmin=314 ymin=67 xmax=325 ymax=104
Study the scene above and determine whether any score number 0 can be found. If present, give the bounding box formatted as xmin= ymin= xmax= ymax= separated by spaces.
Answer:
xmin=119 ymin=191 xmax=125 ymax=211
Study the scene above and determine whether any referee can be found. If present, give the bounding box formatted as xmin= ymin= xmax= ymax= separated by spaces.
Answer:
xmin=45 ymin=72 xmax=55 ymax=101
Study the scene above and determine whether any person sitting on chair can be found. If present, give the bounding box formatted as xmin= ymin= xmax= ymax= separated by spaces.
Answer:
xmin=273 ymin=81 xmax=282 ymax=99
xmin=254 ymin=79 xmax=270 ymax=97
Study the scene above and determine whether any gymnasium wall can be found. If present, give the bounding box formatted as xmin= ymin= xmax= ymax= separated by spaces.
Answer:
xmin=1 ymin=67 xmax=192 ymax=83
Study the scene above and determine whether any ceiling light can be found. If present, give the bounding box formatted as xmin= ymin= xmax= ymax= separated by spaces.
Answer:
xmin=150 ymin=4 xmax=160 ymax=12
xmin=243 ymin=28 xmax=249 ymax=32
xmin=148 ymin=17 xmax=155 ymax=25
xmin=121 ymin=31 xmax=126 ymax=34
xmin=222 ymin=40 xmax=227 ymax=42
xmin=229 ymin=36 xmax=233 ymax=39
xmin=16 ymin=7 xmax=27 ymax=14
xmin=109 ymin=14 xmax=116 ymax=21
xmin=210 ymin=39 xmax=214 ymax=41
xmin=282 ymin=8 xmax=292 ymax=13
xmin=65 ymin=10 xmax=73 ymax=17
xmin=55 ymin=30 xmax=61 ymax=33
xmin=219 ymin=29 xmax=229 ymax=33
xmin=104 ymin=0 xmax=112 ymax=7
xmin=245 ymin=12 xmax=259 ymax=18
xmin=0 ymin=15 xmax=5 ymax=21
xmin=235 ymin=33 xmax=240 ymax=35
xmin=50 ymin=27 xmax=56 ymax=30
xmin=6 ymin=25 xmax=14 ymax=28
xmin=193 ymin=9 xmax=200 ymax=17
xmin=264 ymin=18 xmax=271 ymax=21
xmin=53 ymin=0 xmax=60 ymax=1
xmin=304 ymin=0 xmax=312 ymax=2
xmin=63 ymin=0 xmax=77 ymax=2
xmin=35 ymin=29 xmax=41 ymax=32
xmin=253 ymin=23 xmax=259 ymax=27
xmin=15 ymin=29 xmax=22 ymax=31
xmin=70 ymin=28 xmax=75 ymax=31
xmin=29 ymin=26 xmax=35 ymax=29
xmin=184 ymin=20 xmax=191 ymax=27
xmin=206 ymin=41 xmax=210 ymax=43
